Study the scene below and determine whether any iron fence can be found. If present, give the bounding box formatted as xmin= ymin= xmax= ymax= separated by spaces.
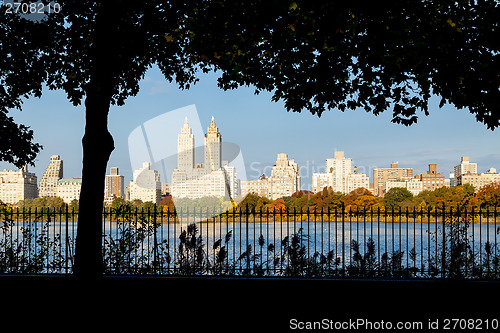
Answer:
xmin=1 ymin=205 xmax=499 ymax=279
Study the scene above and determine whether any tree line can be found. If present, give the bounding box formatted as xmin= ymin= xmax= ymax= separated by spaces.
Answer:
xmin=6 ymin=182 xmax=500 ymax=215
xmin=237 ymin=183 xmax=500 ymax=213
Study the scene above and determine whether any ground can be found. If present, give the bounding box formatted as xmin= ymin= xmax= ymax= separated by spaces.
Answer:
xmin=0 ymin=275 xmax=498 ymax=332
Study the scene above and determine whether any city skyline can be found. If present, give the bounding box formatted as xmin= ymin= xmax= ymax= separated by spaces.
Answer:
xmin=1 ymin=65 xmax=500 ymax=190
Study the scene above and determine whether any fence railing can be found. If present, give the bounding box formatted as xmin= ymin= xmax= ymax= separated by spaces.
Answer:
xmin=1 ymin=206 xmax=499 ymax=279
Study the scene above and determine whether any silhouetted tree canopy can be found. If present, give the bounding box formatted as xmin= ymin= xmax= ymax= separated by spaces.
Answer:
xmin=1 ymin=0 xmax=499 ymax=277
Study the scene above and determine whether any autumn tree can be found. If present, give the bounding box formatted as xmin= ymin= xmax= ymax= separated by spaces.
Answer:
xmin=383 ymin=187 xmax=413 ymax=211
xmin=309 ymin=186 xmax=345 ymax=212
xmin=475 ymin=183 xmax=500 ymax=210
xmin=344 ymin=188 xmax=381 ymax=212
xmin=2 ymin=1 xmax=500 ymax=278
xmin=266 ymin=198 xmax=286 ymax=213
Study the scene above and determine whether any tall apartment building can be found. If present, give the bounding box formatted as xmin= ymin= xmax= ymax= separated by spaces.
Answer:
xmin=0 ymin=166 xmax=37 ymax=205
xmin=105 ymin=167 xmax=125 ymax=200
xmin=128 ymin=162 xmax=161 ymax=205
xmin=39 ymin=155 xmax=63 ymax=197
xmin=373 ymin=162 xmax=413 ymax=196
xmin=312 ymin=152 xmax=369 ymax=194
xmin=419 ymin=164 xmax=446 ymax=191
xmin=171 ymin=117 xmax=240 ymax=199
xmin=177 ymin=117 xmax=195 ymax=171
xmin=453 ymin=156 xmax=477 ymax=186
xmin=268 ymin=153 xmax=301 ymax=200
xmin=326 ymin=151 xmax=352 ymax=193
xmin=204 ymin=116 xmax=222 ymax=171
xmin=56 ymin=178 xmax=82 ymax=204
xmin=241 ymin=154 xmax=300 ymax=200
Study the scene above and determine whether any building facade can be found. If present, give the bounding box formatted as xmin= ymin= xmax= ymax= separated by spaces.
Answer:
xmin=240 ymin=154 xmax=300 ymax=200
xmin=241 ymin=175 xmax=270 ymax=198
xmin=419 ymin=164 xmax=446 ymax=191
xmin=453 ymin=156 xmax=477 ymax=186
xmin=129 ymin=162 xmax=161 ymax=205
xmin=312 ymin=172 xmax=333 ymax=193
xmin=457 ymin=168 xmax=500 ymax=191
xmin=56 ymin=178 xmax=82 ymax=204
xmin=171 ymin=117 xmax=240 ymax=199
xmin=268 ymin=153 xmax=301 ymax=200
xmin=105 ymin=167 xmax=125 ymax=200
xmin=39 ymin=155 xmax=63 ymax=197
xmin=385 ymin=178 xmax=423 ymax=196
xmin=373 ymin=162 xmax=413 ymax=196
xmin=312 ymin=152 xmax=369 ymax=194
xmin=325 ymin=151 xmax=352 ymax=193
xmin=0 ymin=166 xmax=37 ymax=205
xmin=345 ymin=172 xmax=370 ymax=194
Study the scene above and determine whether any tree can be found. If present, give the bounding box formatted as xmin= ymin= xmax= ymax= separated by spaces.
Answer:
xmin=309 ymin=186 xmax=345 ymax=212
xmin=2 ymin=1 xmax=500 ymax=278
xmin=344 ymin=188 xmax=380 ymax=212
xmin=476 ymin=183 xmax=500 ymax=209
xmin=383 ymin=187 xmax=413 ymax=210
xmin=266 ymin=198 xmax=286 ymax=213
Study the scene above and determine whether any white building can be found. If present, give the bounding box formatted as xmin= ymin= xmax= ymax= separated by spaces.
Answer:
xmin=453 ymin=156 xmax=477 ymax=186
xmin=346 ymin=172 xmax=370 ymax=194
xmin=39 ymin=155 xmax=63 ymax=197
xmin=268 ymin=154 xmax=301 ymax=200
xmin=0 ymin=166 xmax=37 ymax=205
xmin=241 ymin=175 xmax=270 ymax=198
xmin=312 ymin=172 xmax=333 ymax=193
xmin=241 ymin=154 xmax=300 ymax=200
xmin=312 ymin=151 xmax=369 ymax=194
xmin=171 ymin=117 xmax=240 ymax=199
xmin=457 ymin=168 xmax=500 ymax=191
xmin=129 ymin=162 xmax=161 ymax=205
xmin=326 ymin=151 xmax=352 ymax=193
xmin=56 ymin=178 xmax=82 ymax=204
xmin=385 ymin=178 xmax=423 ymax=196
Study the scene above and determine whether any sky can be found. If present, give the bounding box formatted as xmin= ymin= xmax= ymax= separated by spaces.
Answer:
xmin=2 ymin=65 xmax=500 ymax=191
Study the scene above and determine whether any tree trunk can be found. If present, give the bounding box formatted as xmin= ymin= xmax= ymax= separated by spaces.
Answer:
xmin=73 ymin=2 xmax=116 ymax=279
xmin=73 ymin=84 xmax=114 ymax=279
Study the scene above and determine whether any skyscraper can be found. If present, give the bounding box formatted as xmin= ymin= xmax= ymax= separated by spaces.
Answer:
xmin=204 ymin=116 xmax=222 ymax=171
xmin=39 ymin=155 xmax=63 ymax=197
xmin=171 ymin=117 xmax=239 ymax=199
xmin=177 ymin=117 xmax=195 ymax=171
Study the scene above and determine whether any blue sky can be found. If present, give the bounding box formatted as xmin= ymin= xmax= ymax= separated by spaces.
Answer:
xmin=2 ymin=65 xmax=500 ymax=191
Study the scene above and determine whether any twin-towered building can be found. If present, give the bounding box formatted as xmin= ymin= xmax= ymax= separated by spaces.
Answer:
xmin=170 ymin=116 xmax=240 ymax=200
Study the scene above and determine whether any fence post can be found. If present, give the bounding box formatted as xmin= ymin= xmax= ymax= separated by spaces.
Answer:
xmin=442 ymin=202 xmax=446 ymax=278
xmin=153 ymin=204 xmax=158 ymax=275
xmin=341 ymin=202 xmax=345 ymax=276
xmin=246 ymin=203 xmax=250 ymax=275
